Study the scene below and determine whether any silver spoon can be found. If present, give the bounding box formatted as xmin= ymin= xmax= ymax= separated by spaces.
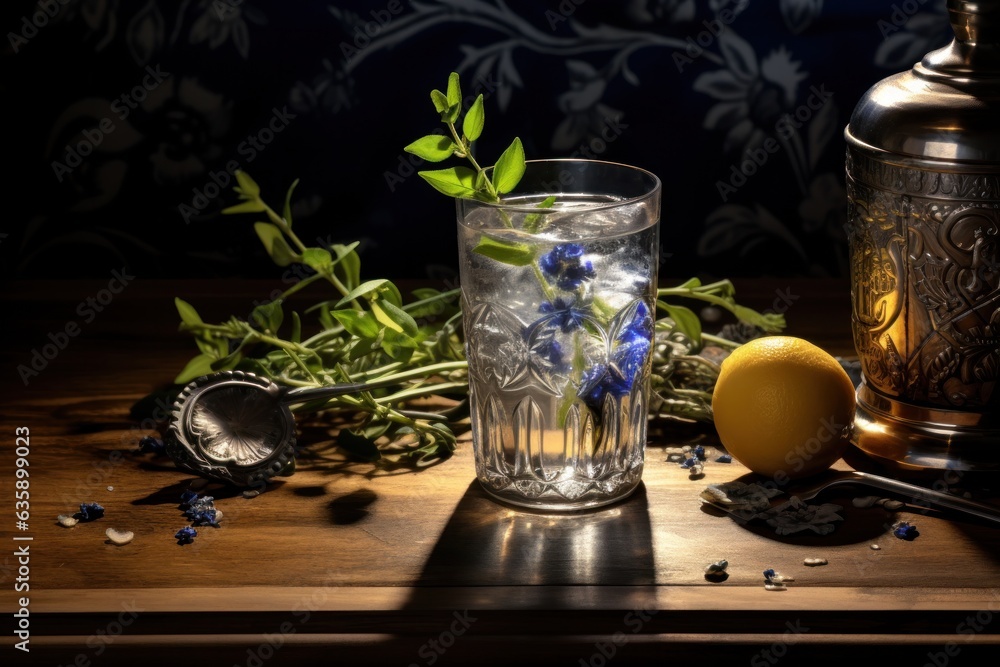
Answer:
xmin=165 ymin=370 xmax=414 ymax=487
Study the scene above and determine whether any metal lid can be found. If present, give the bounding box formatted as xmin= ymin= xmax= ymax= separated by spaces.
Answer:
xmin=846 ymin=0 xmax=1000 ymax=165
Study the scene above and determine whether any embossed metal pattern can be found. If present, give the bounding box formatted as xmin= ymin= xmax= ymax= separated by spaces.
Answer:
xmin=847 ymin=151 xmax=1000 ymax=410
xmin=166 ymin=371 xmax=297 ymax=487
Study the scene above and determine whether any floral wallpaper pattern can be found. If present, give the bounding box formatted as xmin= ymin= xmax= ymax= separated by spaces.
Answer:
xmin=6 ymin=0 xmax=952 ymax=279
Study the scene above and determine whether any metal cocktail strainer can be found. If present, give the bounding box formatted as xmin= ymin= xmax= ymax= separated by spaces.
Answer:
xmin=166 ymin=370 xmax=404 ymax=486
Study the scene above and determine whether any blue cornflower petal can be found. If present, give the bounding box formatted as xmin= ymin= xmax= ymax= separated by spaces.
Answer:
xmin=538 ymin=297 xmax=587 ymax=333
xmin=138 ymin=436 xmax=166 ymax=454
xmin=763 ymin=568 xmax=776 ymax=581
xmin=175 ymin=526 xmax=197 ymax=544
xmin=179 ymin=490 xmax=200 ymax=508
xmin=539 ymin=244 xmax=595 ymax=290
xmin=75 ymin=502 xmax=105 ymax=522
xmin=716 ymin=454 xmax=733 ymax=463
xmin=680 ymin=457 xmax=700 ymax=469
xmin=534 ymin=338 xmax=564 ymax=368
xmin=892 ymin=521 xmax=918 ymax=540
xmin=693 ymin=445 xmax=706 ymax=460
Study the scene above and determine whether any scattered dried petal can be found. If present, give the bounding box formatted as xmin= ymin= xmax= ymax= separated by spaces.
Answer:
xmin=764 ymin=583 xmax=787 ymax=592
xmin=242 ymin=489 xmax=261 ymax=499
xmin=75 ymin=502 xmax=105 ymax=522
xmin=137 ymin=436 xmax=166 ymax=454
xmin=882 ymin=500 xmax=905 ymax=511
xmin=870 ymin=543 xmax=881 ymax=551
xmin=692 ymin=445 xmax=705 ymax=460
xmin=105 ymin=528 xmax=134 ymax=545
xmin=892 ymin=520 xmax=918 ymax=540
xmin=715 ymin=454 xmax=733 ymax=463
xmin=705 ymin=559 xmax=728 ymax=574
xmin=803 ymin=557 xmax=828 ymax=567
xmin=175 ymin=527 xmax=197 ymax=545
xmin=57 ymin=514 xmax=79 ymax=527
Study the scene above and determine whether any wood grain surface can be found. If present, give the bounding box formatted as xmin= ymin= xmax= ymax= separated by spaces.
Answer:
xmin=3 ymin=279 xmax=999 ymax=665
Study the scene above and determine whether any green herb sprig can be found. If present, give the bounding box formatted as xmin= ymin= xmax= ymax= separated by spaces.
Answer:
xmin=404 ymin=72 xmax=524 ymax=205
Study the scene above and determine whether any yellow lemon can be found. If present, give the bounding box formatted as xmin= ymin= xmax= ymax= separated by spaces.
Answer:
xmin=712 ymin=336 xmax=856 ymax=480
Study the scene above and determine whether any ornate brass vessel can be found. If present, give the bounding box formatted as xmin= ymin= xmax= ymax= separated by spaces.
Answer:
xmin=845 ymin=0 xmax=1000 ymax=470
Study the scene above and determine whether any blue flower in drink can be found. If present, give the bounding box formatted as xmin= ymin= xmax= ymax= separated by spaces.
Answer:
xmin=534 ymin=337 xmax=564 ymax=368
xmin=539 ymin=297 xmax=587 ymax=333
xmin=578 ymin=302 xmax=653 ymax=408
xmin=539 ymin=243 xmax=596 ymax=291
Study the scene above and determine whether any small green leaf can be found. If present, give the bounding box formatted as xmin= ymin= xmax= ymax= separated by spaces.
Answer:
xmin=491 ymin=137 xmax=525 ymax=194
xmin=331 ymin=309 xmax=381 ymax=338
xmin=282 ymin=178 xmax=300 ymax=228
xmin=446 ymin=72 xmax=462 ymax=109
xmin=371 ymin=301 xmax=404 ymax=333
xmin=663 ymin=304 xmax=702 ymax=344
xmin=336 ymin=279 xmax=390 ymax=308
xmin=463 ymin=94 xmax=485 ymax=142
xmin=676 ymin=277 xmax=702 ymax=290
xmin=222 ymin=199 xmax=267 ymax=215
xmin=332 ymin=243 xmax=361 ymax=290
xmin=337 ymin=429 xmax=382 ymax=462
xmin=302 ymin=247 xmax=333 ymax=272
xmin=251 ymin=300 xmax=284 ymax=334
xmin=473 ymin=235 xmax=536 ymax=266
xmin=380 ymin=329 xmax=417 ymax=363
xmin=430 ymin=89 xmax=449 ymax=114
xmin=404 ymin=134 xmax=458 ymax=162
xmin=234 ymin=171 xmax=260 ymax=197
xmin=254 ymin=222 xmax=300 ymax=267
xmin=175 ymin=298 xmax=203 ymax=327
xmin=290 ymin=311 xmax=302 ymax=344
xmin=733 ymin=305 xmax=785 ymax=333
xmin=376 ymin=299 xmax=419 ymax=337
xmin=418 ymin=166 xmax=478 ymax=198
xmin=446 ymin=72 xmax=462 ymax=107
xmin=174 ymin=354 xmax=215 ymax=385
xmin=522 ymin=195 xmax=557 ymax=233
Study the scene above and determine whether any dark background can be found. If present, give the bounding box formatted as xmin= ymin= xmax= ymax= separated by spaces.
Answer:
xmin=4 ymin=0 xmax=952 ymax=283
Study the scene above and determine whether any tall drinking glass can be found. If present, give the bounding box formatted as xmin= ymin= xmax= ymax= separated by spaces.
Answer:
xmin=458 ymin=159 xmax=661 ymax=510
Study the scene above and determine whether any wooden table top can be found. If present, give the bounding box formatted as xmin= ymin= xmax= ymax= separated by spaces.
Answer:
xmin=3 ymin=278 xmax=999 ymax=665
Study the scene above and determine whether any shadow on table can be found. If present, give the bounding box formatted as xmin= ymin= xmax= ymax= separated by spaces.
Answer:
xmin=404 ymin=480 xmax=656 ymax=608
